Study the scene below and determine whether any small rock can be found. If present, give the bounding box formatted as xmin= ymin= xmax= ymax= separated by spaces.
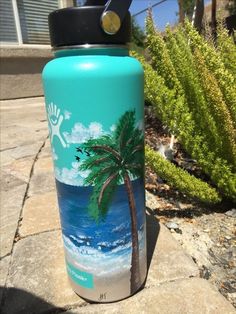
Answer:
xmin=227 ymin=292 xmax=236 ymax=306
xmin=192 ymin=256 xmax=197 ymax=264
xmin=220 ymin=281 xmax=236 ymax=294
xmin=192 ymin=232 xmax=199 ymax=239
xmin=200 ymin=265 xmax=211 ymax=280
xmin=225 ymin=236 xmax=231 ymax=240
xmin=225 ymin=209 xmax=236 ymax=218
xmin=203 ymin=229 xmax=209 ymax=233
xmin=175 ymin=228 xmax=183 ymax=234
xmin=165 ymin=222 xmax=179 ymax=230
xmin=157 ymin=177 xmax=164 ymax=184
xmin=145 ymin=190 xmax=158 ymax=210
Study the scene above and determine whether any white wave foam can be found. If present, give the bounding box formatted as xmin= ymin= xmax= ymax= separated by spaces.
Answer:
xmin=63 ymin=231 xmax=146 ymax=276
xmin=111 ymin=222 xmax=128 ymax=233
xmin=63 ymin=235 xmax=131 ymax=275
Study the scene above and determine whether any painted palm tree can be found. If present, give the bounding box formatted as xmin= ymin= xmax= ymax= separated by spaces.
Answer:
xmin=78 ymin=110 xmax=144 ymax=294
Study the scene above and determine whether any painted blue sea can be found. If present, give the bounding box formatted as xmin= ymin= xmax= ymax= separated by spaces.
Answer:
xmin=56 ymin=178 xmax=146 ymax=277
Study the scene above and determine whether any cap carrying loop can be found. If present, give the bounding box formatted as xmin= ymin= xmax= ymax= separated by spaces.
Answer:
xmin=101 ymin=0 xmax=132 ymax=35
xmin=101 ymin=11 xmax=121 ymax=34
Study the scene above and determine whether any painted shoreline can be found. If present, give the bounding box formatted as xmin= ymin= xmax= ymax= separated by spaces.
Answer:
xmin=56 ymin=178 xmax=147 ymax=301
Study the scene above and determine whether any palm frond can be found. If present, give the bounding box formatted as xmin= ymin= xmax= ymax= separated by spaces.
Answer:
xmin=126 ymin=127 xmax=144 ymax=146
xmin=88 ymin=172 xmax=119 ymax=221
xmin=84 ymin=164 xmax=118 ymax=186
xmin=125 ymin=163 xmax=143 ymax=178
xmin=91 ymin=145 xmax=121 ymax=162
xmin=98 ymin=172 xmax=119 ymax=206
xmin=82 ymin=135 xmax=116 ymax=153
xmin=115 ymin=110 xmax=136 ymax=150
xmin=121 ymin=129 xmax=144 ymax=162
xmin=123 ymin=145 xmax=144 ymax=168
xmin=80 ymin=154 xmax=113 ymax=171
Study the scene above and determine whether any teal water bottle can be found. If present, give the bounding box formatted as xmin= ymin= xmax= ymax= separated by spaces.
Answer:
xmin=42 ymin=0 xmax=146 ymax=302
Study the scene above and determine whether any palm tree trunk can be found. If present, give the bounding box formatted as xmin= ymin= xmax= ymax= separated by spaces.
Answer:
xmin=124 ymin=173 xmax=141 ymax=294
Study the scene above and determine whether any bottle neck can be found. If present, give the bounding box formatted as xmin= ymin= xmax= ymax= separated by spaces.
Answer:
xmin=54 ymin=45 xmax=129 ymax=58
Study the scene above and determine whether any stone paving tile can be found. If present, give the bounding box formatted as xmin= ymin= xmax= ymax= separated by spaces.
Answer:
xmin=146 ymin=214 xmax=199 ymax=287
xmin=0 ymin=98 xmax=48 ymax=152
xmin=0 ymin=126 xmax=47 ymax=152
xmin=0 ymin=255 xmax=11 ymax=305
xmin=0 ymin=151 xmax=16 ymax=167
xmin=19 ymin=191 xmax=60 ymax=237
xmin=27 ymin=172 xmax=56 ymax=197
xmin=28 ymin=155 xmax=56 ymax=197
xmin=2 ymin=231 xmax=83 ymax=314
xmin=0 ymin=143 xmax=44 ymax=167
xmin=0 ymin=99 xmax=46 ymax=126
xmin=0 ymin=183 xmax=27 ymax=257
xmin=65 ymin=278 xmax=236 ymax=314
xmin=34 ymin=156 xmax=54 ymax=172
xmin=1 ymin=157 xmax=33 ymax=183
xmin=4 ymin=142 xmax=45 ymax=161
xmin=40 ymin=138 xmax=52 ymax=158
xmin=0 ymin=96 xmax=45 ymax=108
xmin=1 ymin=171 xmax=26 ymax=191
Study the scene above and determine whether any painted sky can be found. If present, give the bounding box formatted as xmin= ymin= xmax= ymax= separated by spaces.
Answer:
xmin=129 ymin=0 xmax=211 ymax=30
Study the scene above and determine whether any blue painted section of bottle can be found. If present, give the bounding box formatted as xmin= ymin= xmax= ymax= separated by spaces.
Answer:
xmin=42 ymin=48 xmax=146 ymax=302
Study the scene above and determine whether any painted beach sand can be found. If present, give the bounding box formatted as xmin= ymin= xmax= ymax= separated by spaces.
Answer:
xmin=56 ymin=178 xmax=147 ymax=302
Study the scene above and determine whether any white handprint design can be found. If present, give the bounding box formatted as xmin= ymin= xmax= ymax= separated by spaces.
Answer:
xmin=47 ymin=103 xmax=67 ymax=148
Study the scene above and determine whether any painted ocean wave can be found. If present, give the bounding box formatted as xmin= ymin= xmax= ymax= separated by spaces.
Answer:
xmin=63 ymin=234 xmax=131 ymax=275
xmin=63 ymin=230 xmax=146 ymax=276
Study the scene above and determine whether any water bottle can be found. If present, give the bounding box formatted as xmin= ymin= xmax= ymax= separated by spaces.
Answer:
xmin=42 ymin=0 xmax=146 ymax=302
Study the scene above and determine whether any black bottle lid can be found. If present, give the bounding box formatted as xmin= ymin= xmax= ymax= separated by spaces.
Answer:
xmin=49 ymin=0 xmax=132 ymax=48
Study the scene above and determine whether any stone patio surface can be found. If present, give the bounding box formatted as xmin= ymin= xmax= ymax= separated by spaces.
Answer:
xmin=0 ymin=97 xmax=235 ymax=314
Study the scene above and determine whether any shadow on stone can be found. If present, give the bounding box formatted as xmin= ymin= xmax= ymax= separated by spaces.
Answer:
xmin=0 ymin=286 xmax=65 ymax=314
xmin=146 ymin=209 xmax=160 ymax=276
xmin=136 ymin=210 xmax=160 ymax=294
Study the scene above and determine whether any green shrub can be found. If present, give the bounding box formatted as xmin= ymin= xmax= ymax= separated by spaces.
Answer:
xmin=134 ymin=14 xmax=236 ymax=202
xmin=217 ymin=21 xmax=236 ymax=78
xmin=145 ymin=146 xmax=221 ymax=203
xmin=184 ymin=20 xmax=236 ymax=128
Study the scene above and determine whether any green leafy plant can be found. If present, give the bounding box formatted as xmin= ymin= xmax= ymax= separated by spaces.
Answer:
xmin=78 ymin=110 xmax=144 ymax=293
xmin=184 ymin=20 xmax=236 ymax=127
xmin=131 ymin=17 xmax=146 ymax=48
xmin=146 ymin=146 xmax=221 ymax=203
xmin=217 ymin=21 xmax=236 ymax=78
xmin=134 ymin=14 xmax=236 ymax=202
xmin=226 ymin=0 xmax=236 ymax=15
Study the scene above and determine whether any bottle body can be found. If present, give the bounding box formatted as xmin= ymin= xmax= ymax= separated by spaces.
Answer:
xmin=42 ymin=48 xmax=146 ymax=302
